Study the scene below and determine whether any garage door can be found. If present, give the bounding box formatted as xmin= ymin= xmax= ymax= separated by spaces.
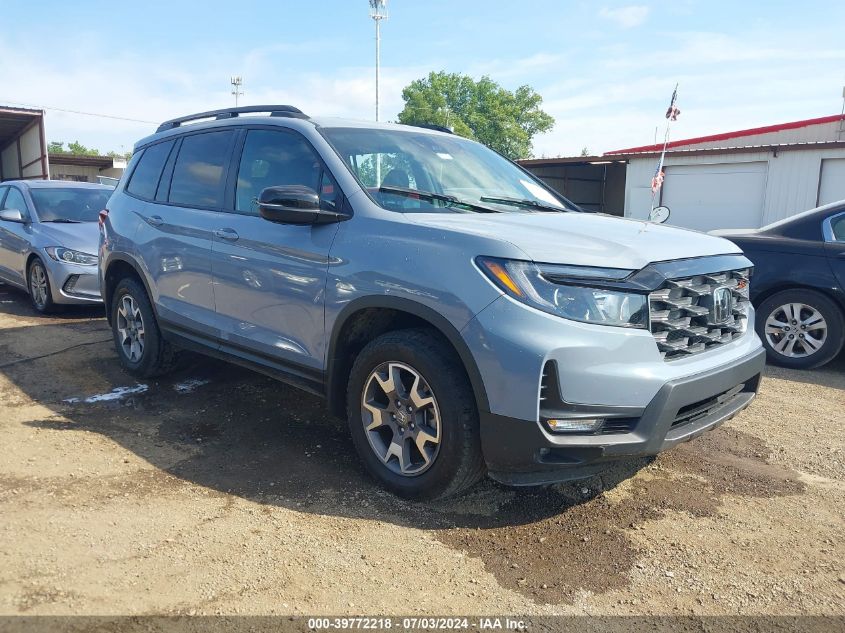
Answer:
xmin=661 ymin=162 xmax=767 ymax=231
xmin=818 ymin=158 xmax=845 ymax=206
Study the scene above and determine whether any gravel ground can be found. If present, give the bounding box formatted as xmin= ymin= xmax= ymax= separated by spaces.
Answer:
xmin=0 ymin=283 xmax=843 ymax=617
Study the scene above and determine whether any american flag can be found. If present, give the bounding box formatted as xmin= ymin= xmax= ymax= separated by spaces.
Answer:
xmin=665 ymin=87 xmax=681 ymax=121
xmin=651 ymin=169 xmax=665 ymax=194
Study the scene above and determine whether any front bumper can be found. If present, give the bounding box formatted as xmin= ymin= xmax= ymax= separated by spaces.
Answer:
xmin=481 ymin=347 xmax=765 ymax=485
xmin=43 ymin=258 xmax=102 ymax=305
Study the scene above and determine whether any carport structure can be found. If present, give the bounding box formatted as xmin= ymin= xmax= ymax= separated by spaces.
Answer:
xmin=0 ymin=106 xmax=48 ymax=182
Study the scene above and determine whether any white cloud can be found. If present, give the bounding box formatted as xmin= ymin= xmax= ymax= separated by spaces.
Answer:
xmin=598 ymin=5 xmax=651 ymax=29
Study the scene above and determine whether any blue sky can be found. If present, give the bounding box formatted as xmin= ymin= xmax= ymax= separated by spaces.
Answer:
xmin=3 ymin=0 xmax=844 ymax=157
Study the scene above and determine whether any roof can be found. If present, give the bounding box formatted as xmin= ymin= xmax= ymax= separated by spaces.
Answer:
xmin=135 ymin=111 xmax=454 ymax=150
xmin=5 ymin=179 xmax=112 ymax=190
xmin=607 ymin=139 xmax=845 ymax=160
xmin=605 ymin=113 xmax=845 ymax=155
xmin=0 ymin=106 xmax=43 ymax=150
xmin=47 ymin=153 xmax=119 ymax=168
xmin=518 ymin=155 xmax=627 ymax=167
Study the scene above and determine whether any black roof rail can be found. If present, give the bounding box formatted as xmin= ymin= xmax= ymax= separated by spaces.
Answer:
xmin=405 ymin=122 xmax=454 ymax=134
xmin=156 ymin=105 xmax=308 ymax=133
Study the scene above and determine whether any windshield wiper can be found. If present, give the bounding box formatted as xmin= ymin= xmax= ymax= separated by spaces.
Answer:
xmin=378 ymin=186 xmax=500 ymax=214
xmin=479 ymin=195 xmax=569 ymax=213
xmin=44 ymin=219 xmax=83 ymax=223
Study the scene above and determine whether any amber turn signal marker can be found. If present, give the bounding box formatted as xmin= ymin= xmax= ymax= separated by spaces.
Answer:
xmin=483 ymin=260 xmax=523 ymax=297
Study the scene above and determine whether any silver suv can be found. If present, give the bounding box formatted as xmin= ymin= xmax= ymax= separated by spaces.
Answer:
xmin=99 ymin=105 xmax=765 ymax=499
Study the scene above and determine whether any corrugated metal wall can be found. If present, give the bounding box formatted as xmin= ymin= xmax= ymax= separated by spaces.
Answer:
xmin=523 ymin=162 xmax=626 ymax=215
xmin=624 ymin=146 xmax=845 ymax=228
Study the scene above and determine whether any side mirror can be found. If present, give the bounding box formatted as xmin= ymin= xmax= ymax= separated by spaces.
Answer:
xmin=258 ymin=185 xmax=344 ymax=225
xmin=0 ymin=208 xmax=25 ymax=223
xmin=649 ymin=205 xmax=671 ymax=224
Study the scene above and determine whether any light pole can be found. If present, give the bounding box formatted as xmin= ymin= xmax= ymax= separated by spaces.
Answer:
xmin=230 ymin=76 xmax=244 ymax=107
xmin=369 ymin=0 xmax=388 ymax=122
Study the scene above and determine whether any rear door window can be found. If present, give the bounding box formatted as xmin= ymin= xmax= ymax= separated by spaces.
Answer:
xmin=169 ymin=131 xmax=235 ymax=209
xmin=126 ymin=141 xmax=174 ymax=200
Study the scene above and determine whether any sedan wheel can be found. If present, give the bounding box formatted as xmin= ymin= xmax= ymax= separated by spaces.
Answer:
xmin=28 ymin=258 xmax=55 ymax=313
xmin=756 ymin=289 xmax=845 ymax=369
xmin=29 ymin=263 xmax=49 ymax=309
xmin=764 ymin=302 xmax=827 ymax=359
xmin=361 ymin=361 xmax=442 ymax=476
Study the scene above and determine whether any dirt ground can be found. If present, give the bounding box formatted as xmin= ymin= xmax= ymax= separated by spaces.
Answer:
xmin=0 ymin=282 xmax=843 ymax=618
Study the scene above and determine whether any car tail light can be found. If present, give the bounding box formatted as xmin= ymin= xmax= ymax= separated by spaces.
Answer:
xmin=98 ymin=209 xmax=109 ymax=228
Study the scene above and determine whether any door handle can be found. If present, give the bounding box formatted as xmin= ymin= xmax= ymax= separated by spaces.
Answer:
xmin=214 ymin=228 xmax=239 ymax=241
xmin=147 ymin=215 xmax=164 ymax=227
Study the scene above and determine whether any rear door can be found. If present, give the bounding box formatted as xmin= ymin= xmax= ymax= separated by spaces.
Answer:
xmin=825 ymin=211 xmax=845 ymax=289
xmin=130 ymin=130 xmax=236 ymax=339
xmin=209 ymin=127 xmax=341 ymax=376
xmin=0 ymin=186 xmax=33 ymax=285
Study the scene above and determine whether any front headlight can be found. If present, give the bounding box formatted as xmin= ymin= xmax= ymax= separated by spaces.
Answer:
xmin=45 ymin=247 xmax=98 ymax=266
xmin=477 ymin=257 xmax=649 ymax=329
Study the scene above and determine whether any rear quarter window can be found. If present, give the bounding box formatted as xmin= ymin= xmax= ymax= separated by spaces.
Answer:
xmin=127 ymin=141 xmax=174 ymax=200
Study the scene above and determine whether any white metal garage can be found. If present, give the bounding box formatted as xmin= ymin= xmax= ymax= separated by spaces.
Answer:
xmin=661 ymin=162 xmax=768 ymax=231
xmin=608 ymin=114 xmax=845 ymax=231
xmin=818 ymin=158 xmax=845 ymax=207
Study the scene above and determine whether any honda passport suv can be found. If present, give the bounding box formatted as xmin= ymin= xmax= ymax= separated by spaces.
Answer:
xmin=99 ymin=105 xmax=765 ymax=499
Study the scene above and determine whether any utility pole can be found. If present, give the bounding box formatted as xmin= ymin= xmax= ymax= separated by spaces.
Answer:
xmin=231 ymin=76 xmax=244 ymax=107
xmin=369 ymin=0 xmax=388 ymax=122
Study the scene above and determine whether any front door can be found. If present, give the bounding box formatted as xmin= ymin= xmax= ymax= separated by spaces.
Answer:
xmin=0 ymin=186 xmax=34 ymax=285
xmin=210 ymin=128 xmax=341 ymax=373
xmin=825 ymin=211 xmax=845 ymax=289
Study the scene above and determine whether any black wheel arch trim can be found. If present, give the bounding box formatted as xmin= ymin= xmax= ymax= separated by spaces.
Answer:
xmin=102 ymin=253 xmax=159 ymax=324
xmin=326 ymin=296 xmax=491 ymax=419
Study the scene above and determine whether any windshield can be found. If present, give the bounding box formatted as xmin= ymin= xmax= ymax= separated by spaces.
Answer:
xmin=29 ymin=188 xmax=111 ymax=223
xmin=321 ymin=127 xmax=577 ymax=214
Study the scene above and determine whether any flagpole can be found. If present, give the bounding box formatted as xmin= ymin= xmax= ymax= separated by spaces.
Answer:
xmin=651 ymin=83 xmax=680 ymax=213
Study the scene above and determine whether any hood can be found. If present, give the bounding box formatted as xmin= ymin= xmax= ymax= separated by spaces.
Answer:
xmin=36 ymin=222 xmax=100 ymax=255
xmin=406 ymin=212 xmax=741 ymax=270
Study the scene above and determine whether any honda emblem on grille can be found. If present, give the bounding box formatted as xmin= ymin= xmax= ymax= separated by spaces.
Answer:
xmin=711 ymin=287 xmax=733 ymax=324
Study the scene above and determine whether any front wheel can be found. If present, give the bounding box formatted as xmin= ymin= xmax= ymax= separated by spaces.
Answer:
xmin=756 ymin=289 xmax=844 ymax=369
xmin=28 ymin=258 xmax=57 ymax=314
xmin=346 ymin=329 xmax=485 ymax=500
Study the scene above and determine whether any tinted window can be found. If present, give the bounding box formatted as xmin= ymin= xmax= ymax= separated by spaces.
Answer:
xmin=4 ymin=188 xmax=29 ymax=215
xmin=831 ymin=215 xmax=845 ymax=241
xmin=235 ymin=130 xmax=322 ymax=215
xmin=30 ymin=188 xmax=111 ymax=222
xmin=127 ymin=141 xmax=173 ymax=200
xmin=170 ymin=131 xmax=234 ymax=208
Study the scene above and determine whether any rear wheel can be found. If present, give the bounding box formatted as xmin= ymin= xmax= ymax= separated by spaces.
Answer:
xmin=757 ymin=289 xmax=844 ymax=369
xmin=346 ymin=329 xmax=485 ymax=499
xmin=110 ymin=277 xmax=177 ymax=377
xmin=28 ymin=258 xmax=57 ymax=314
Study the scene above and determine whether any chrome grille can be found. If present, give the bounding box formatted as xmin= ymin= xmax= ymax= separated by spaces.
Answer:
xmin=649 ymin=269 xmax=751 ymax=361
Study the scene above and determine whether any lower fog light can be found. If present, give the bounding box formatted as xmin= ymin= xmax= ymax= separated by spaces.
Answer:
xmin=545 ymin=417 xmax=605 ymax=433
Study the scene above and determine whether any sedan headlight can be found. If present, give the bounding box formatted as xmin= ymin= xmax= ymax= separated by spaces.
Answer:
xmin=45 ymin=247 xmax=98 ymax=266
xmin=477 ymin=257 xmax=649 ymax=329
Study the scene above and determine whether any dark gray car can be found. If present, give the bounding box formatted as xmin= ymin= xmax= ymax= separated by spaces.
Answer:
xmin=0 ymin=180 xmax=111 ymax=312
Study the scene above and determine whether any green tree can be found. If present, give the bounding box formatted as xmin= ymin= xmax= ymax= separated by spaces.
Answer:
xmin=48 ymin=141 xmax=67 ymax=154
xmin=67 ymin=141 xmax=100 ymax=156
xmin=397 ymin=71 xmax=555 ymax=160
